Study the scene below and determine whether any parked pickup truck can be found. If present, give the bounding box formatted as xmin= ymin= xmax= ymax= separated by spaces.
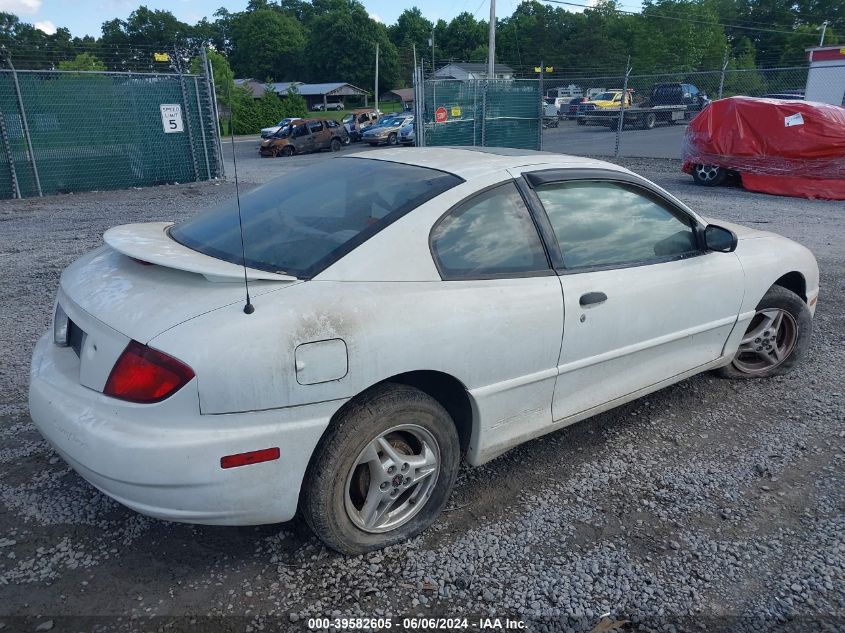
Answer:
xmin=576 ymin=90 xmax=633 ymax=125
xmin=578 ymin=83 xmax=710 ymax=130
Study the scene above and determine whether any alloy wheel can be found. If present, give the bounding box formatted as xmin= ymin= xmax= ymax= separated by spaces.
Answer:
xmin=732 ymin=308 xmax=798 ymax=374
xmin=344 ymin=424 xmax=440 ymax=533
xmin=694 ymin=164 xmax=721 ymax=183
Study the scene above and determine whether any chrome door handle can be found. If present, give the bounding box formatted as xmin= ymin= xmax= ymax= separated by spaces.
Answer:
xmin=579 ymin=291 xmax=607 ymax=307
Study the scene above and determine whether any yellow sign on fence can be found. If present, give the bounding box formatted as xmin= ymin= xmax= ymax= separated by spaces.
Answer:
xmin=451 ymin=105 xmax=462 ymax=117
xmin=153 ymin=52 xmax=170 ymax=62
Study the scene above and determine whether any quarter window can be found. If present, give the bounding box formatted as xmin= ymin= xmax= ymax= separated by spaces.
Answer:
xmin=534 ymin=181 xmax=700 ymax=270
xmin=431 ymin=182 xmax=549 ymax=278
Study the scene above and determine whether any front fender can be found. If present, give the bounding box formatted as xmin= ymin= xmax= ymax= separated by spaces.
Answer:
xmin=734 ymin=235 xmax=820 ymax=315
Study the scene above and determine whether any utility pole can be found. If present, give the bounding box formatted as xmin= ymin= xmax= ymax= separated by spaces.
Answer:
xmin=718 ymin=47 xmax=729 ymax=100
xmin=487 ymin=0 xmax=496 ymax=79
xmin=375 ymin=42 xmax=380 ymax=113
xmin=430 ymin=28 xmax=435 ymax=77
xmin=819 ymin=20 xmax=829 ymax=46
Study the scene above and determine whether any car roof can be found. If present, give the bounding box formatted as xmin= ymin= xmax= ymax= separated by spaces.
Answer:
xmin=345 ymin=147 xmax=631 ymax=181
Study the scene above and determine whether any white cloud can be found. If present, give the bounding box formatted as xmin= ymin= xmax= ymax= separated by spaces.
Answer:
xmin=0 ymin=0 xmax=42 ymax=15
xmin=34 ymin=19 xmax=56 ymax=34
xmin=369 ymin=12 xmax=383 ymax=23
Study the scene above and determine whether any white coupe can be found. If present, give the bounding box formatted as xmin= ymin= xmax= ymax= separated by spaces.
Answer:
xmin=29 ymin=148 xmax=818 ymax=554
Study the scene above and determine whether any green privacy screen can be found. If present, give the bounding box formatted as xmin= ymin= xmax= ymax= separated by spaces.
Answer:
xmin=0 ymin=70 xmax=221 ymax=199
xmin=422 ymin=79 xmax=541 ymax=150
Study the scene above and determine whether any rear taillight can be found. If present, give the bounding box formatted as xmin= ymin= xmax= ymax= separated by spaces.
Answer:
xmin=104 ymin=341 xmax=195 ymax=403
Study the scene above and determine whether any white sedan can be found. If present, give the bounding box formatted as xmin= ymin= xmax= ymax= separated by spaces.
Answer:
xmin=29 ymin=148 xmax=818 ymax=554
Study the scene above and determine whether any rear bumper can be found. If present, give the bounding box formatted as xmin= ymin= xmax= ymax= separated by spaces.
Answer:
xmin=29 ymin=333 xmax=342 ymax=525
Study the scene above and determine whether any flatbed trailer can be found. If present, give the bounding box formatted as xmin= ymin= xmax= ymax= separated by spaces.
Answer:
xmin=580 ymin=104 xmax=690 ymax=129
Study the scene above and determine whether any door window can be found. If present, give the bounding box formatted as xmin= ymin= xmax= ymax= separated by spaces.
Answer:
xmin=534 ymin=181 xmax=700 ymax=270
xmin=307 ymin=121 xmax=324 ymax=133
xmin=430 ymin=182 xmax=549 ymax=278
xmin=293 ymin=125 xmax=308 ymax=138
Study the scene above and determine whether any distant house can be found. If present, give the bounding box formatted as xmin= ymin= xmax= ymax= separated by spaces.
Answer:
xmin=234 ymin=79 xmax=371 ymax=109
xmin=434 ymin=63 xmax=514 ymax=80
xmin=234 ymin=79 xmax=271 ymax=98
xmin=381 ymin=88 xmax=414 ymax=109
xmin=234 ymin=79 xmax=304 ymax=98
xmin=267 ymin=81 xmax=303 ymax=96
xmin=296 ymin=82 xmax=371 ymax=109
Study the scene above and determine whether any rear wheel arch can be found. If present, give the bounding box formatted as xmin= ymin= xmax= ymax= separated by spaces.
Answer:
xmin=382 ymin=370 xmax=475 ymax=454
xmin=298 ymin=370 xmax=475 ymax=502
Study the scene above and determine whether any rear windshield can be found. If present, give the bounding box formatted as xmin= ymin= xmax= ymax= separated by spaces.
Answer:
xmin=170 ymin=158 xmax=462 ymax=278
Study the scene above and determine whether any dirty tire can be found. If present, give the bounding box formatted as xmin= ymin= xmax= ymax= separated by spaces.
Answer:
xmin=302 ymin=383 xmax=460 ymax=555
xmin=330 ymin=137 xmax=342 ymax=152
xmin=718 ymin=285 xmax=812 ymax=380
xmin=387 ymin=132 xmax=398 ymax=146
xmin=641 ymin=112 xmax=656 ymax=130
xmin=577 ymin=118 xmax=585 ymax=125
xmin=281 ymin=145 xmax=294 ymax=157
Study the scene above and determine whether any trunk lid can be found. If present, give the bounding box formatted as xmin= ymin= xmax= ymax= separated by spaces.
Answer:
xmin=61 ymin=223 xmax=297 ymax=345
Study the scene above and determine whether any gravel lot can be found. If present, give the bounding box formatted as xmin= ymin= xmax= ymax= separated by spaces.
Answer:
xmin=0 ymin=147 xmax=842 ymax=633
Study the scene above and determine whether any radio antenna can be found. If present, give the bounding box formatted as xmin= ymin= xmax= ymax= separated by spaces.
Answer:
xmin=223 ymin=58 xmax=254 ymax=315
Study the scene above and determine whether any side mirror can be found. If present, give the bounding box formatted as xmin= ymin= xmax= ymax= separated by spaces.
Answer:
xmin=705 ymin=224 xmax=738 ymax=253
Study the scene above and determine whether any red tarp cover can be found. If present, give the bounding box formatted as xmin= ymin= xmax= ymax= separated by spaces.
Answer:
xmin=682 ymin=96 xmax=845 ymax=200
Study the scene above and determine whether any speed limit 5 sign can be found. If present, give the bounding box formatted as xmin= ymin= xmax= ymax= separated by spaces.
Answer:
xmin=160 ymin=104 xmax=184 ymax=133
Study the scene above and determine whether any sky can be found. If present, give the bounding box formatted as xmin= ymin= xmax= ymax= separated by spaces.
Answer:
xmin=0 ymin=0 xmax=537 ymax=37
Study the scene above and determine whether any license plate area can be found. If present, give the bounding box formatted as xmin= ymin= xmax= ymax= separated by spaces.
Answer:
xmin=68 ymin=319 xmax=85 ymax=357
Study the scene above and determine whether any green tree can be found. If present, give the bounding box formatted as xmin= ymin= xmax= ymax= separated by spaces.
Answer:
xmin=190 ymin=49 xmax=235 ymax=106
xmin=389 ymin=7 xmax=433 ymax=51
xmin=257 ymin=87 xmax=287 ymax=126
xmin=58 ymin=52 xmax=106 ymax=71
xmin=230 ymin=85 xmax=261 ymax=134
xmin=304 ymin=0 xmax=399 ymax=90
xmin=228 ymin=9 xmax=307 ymax=80
xmin=280 ymin=85 xmax=308 ymax=118
xmin=389 ymin=8 xmax=433 ymax=81
xmin=98 ymin=7 xmax=194 ymax=71
xmin=0 ymin=12 xmax=75 ymax=69
xmin=439 ymin=12 xmax=488 ymax=61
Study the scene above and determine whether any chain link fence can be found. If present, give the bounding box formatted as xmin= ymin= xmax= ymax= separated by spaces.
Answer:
xmin=0 ymin=67 xmax=222 ymax=199
xmin=540 ymin=65 xmax=810 ymax=159
xmin=417 ymin=78 xmax=541 ymax=150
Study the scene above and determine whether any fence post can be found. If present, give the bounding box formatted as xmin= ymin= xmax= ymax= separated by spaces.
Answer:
xmin=0 ymin=111 xmax=20 ymax=199
xmin=193 ymin=76 xmax=212 ymax=180
xmin=718 ymin=49 xmax=729 ymax=100
xmin=202 ymin=47 xmax=225 ymax=178
xmin=6 ymin=58 xmax=42 ymax=196
xmin=481 ymin=80 xmax=487 ymax=147
xmin=175 ymin=48 xmax=199 ymax=182
xmin=539 ymin=61 xmax=544 ymax=151
xmin=472 ymin=79 xmax=478 ymax=147
xmin=614 ymin=57 xmax=632 ymax=158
